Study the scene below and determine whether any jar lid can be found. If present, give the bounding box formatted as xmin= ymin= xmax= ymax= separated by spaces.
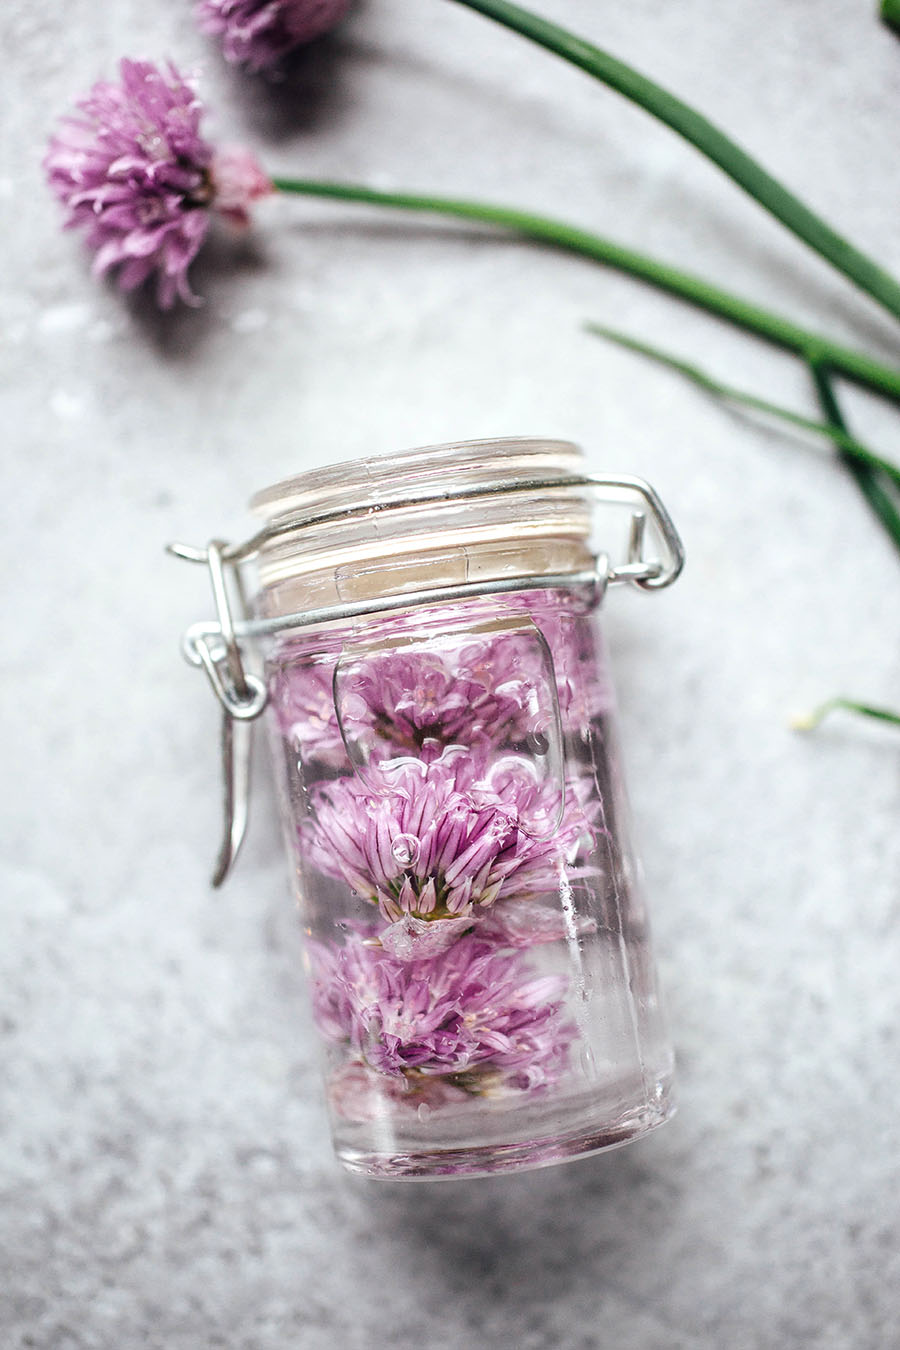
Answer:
xmin=249 ymin=437 xmax=585 ymax=523
xmin=248 ymin=438 xmax=595 ymax=602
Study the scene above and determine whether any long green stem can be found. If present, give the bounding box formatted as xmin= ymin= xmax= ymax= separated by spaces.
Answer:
xmin=809 ymin=360 xmax=900 ymax=561
xmin=797 ymin=373 xmax=900 ymax=732
xmin=585 ymin=321 xmax=900 ymax=558
xmin=793 ymin=698 xmax=900 ymax=731
xmin=272 ymin=178 xmax=900 ymax=404
xmin=882 ymin=0 xmax=900 ymax=36
xmin=583 ymin=323 xmax=900 ymax=489
xmin=448 ymin=0 xmax=900 ymax=324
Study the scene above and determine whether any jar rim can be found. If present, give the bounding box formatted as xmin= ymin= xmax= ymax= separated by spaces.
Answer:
xmin=249 ymin=437 xmax=584 ymax=523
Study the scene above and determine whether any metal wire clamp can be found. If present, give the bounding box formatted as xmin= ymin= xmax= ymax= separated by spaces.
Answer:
xmin=168 ymin=473 xmax=685 ymax=885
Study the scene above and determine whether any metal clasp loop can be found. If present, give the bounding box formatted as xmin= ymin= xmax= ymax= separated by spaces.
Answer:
xmin=183 ymin=624 xmax=268 ymax=721
xmin=176 ymin=540 xmax=268 ymax=720
xmin=168 ymin=539 xmax=268 ymax=887
xmin=207 ymin=539 xmax=249 ymax=702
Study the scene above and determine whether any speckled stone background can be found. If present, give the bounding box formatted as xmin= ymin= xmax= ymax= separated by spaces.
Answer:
xmin=3 ymin=2 xmax=900 ymax=1346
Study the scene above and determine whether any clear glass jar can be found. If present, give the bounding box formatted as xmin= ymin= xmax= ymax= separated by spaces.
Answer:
xmin=239 ymin=437 xmax=679 ymax=1179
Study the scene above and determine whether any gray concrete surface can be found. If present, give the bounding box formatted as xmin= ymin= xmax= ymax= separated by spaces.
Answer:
xmin=2 ymin=1 xmax=899 ymax=1346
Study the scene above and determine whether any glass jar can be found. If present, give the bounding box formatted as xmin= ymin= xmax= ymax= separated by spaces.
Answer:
xmin=172 ymin=437 xmax=684 ymax=1179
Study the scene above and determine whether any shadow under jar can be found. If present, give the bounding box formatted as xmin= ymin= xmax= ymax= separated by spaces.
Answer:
xmin=205 ymin=438 xmax=683 ymax=1179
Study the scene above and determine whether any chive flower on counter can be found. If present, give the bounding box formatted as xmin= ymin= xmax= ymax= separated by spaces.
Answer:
xmin=197 ymin=0 xmax=352 ymax=71
xmin=44 ymin=59 xmax=271 ymax=307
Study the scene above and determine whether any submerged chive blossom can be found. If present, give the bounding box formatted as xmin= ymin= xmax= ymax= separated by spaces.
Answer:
xmin=311 ymin=930 xmax=576 ymax=1101
xmin=271 ymin=656 xmax=347 ymax=767
xmin=270 ymin=639 xmax=542 ymax=768
xmin=271 ymin=621 xmax=603 ymax=767
xmin=307 ymin=744 xmax=593 ymax=929
xmin=338 ymin=645 xmax=551 ymax=756
xmin=44 ymin=59 xmax=271 ymax=307
xmin=197 ymin=0 xmax=352 ymax=71
xmin=275 ymin=645 xmax=539 ymax=772
xmin=263 ymin=576 xmax=676 ymax=1166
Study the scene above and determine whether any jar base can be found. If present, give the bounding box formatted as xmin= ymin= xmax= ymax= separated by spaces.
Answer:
xmin=335 ymin=1080 xmax=675 ymax=1181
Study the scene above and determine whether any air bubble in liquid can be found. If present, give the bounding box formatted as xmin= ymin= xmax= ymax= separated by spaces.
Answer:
xmin=526 ymin=729 xmax=551 ymax=756
xmin=391 ymin=833 xmax=420 ymax=867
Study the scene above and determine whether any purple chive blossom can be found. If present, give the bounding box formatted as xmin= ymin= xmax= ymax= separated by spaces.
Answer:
xmin=44 ymin=58 xmax=272 ymax=308
xmin=271 ymin=658 xmax=348 ymax=767
xmin=338 ymin=644 xmax=551 ymax=758
xmin=271 ymin=634 xmax=556 ymax=766
xmin=326 ymin=1060 xmax=470 ymax=1122
xmin=197 ymin=0 xmax=352 ymax=72
xmin=476 ymin=896 xmax=596 ymax=948
xmin=311 ymin=932 xmax=576 ymax=1098
xmin=543 ymin=615 xmax=614 ymax=728
xmin=307 ymin=744 xmax=593 ymax=928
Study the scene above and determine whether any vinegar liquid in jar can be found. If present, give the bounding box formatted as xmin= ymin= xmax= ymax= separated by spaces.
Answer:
xmin=240 ymin=438 xmax=680 ymax=1178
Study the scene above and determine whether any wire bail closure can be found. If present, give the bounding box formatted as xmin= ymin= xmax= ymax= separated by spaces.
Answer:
xmin=178 ymin=541 xmax=268 ymax=722
xmin=167 ymin=539 xmax=267 ymax=886
xmin=168 ymin=473 xmax=685 ymax=886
